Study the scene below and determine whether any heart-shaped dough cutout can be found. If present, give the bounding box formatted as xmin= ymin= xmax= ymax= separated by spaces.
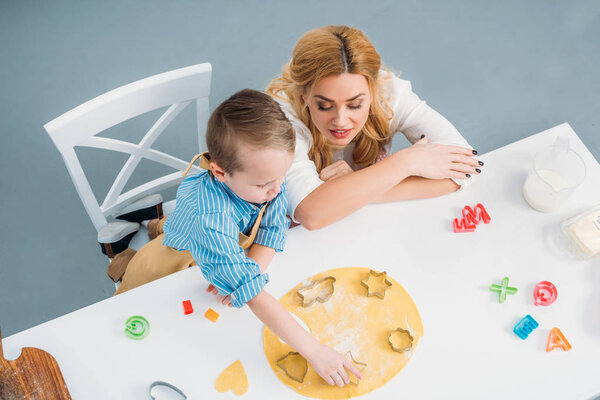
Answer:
xmin=215 ymin=360 xmax=248 ymax=396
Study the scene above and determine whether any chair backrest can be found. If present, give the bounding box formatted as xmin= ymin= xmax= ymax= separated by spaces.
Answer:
xmin=44 ymin=63 xmax=212 ymax=231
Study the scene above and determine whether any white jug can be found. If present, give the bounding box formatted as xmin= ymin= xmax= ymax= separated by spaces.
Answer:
xmin=522 ymin=137 xmax=586 ymax=212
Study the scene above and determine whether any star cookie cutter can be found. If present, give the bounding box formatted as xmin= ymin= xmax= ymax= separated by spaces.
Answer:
xmin=360 ymin=270 xmax=392 ymax=299
xmin=345 ymin=351 xmax=367 ymax=385
xmin=297 ymin=276 xmax=336 ymax=307
xmin=388 ymin=328 xmax=414 ymax=353
xmin=276 ymin=352 xmax=308 ymax=383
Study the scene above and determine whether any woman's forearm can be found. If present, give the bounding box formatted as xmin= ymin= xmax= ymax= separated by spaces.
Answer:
xmin=248 ymin=291 xmax=319 ymax=358
xmin=294 ymin=149 xmax=412 ymax=230
xmin=372 ymin=177 xmax=460 ymax=203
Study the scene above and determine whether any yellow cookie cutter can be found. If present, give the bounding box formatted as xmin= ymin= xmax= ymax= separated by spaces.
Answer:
xmin=276 ymin=352 xmax=308 ymax=383
xmin=297 ymin=276 xmax=336 ymax=307
xmin=388 ymin=328 xmax=414 ymax=353
xmin=360 ymin=269 xmax=392 ymax=299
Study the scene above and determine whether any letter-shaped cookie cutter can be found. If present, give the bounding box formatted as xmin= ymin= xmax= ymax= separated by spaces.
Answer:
xmin=124 ymin=315 xmax=150 ymax=340
xmin=276 ymin=352 xmax=308 ymax=383
xmin=345 ymin=351 xmax=367 ymax=385
xmin=360 ymin=270 xmax=392 ymax=299
xmin=388 ymin=328 xmax=414 ymax=353
xmin=297 ymin=276 xmax=336 ymax=307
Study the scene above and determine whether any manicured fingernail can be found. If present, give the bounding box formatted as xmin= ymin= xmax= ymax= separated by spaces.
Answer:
xmin=466 ymin=173 xmax=471 ymax=178
xmin=472 ymin=150 xmax=478 ymax=155
xmin=420 ymin=134 xmax=425 ymax=139
xmin=478 ymin=161 xmax=484 ymax=166
xmin=476 ymin=168 xmax=481 ymax=173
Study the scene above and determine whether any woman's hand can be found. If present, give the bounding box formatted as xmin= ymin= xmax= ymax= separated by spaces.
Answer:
xmin=306 ymin=343 xmax=363 ymax=386
xmin=206 ymin=284 xmax=232 ymax=307
xmin=319 ymin=160 xmax=354 ymax=182
xmin=403 ymin=136 xmax=481 ymax=180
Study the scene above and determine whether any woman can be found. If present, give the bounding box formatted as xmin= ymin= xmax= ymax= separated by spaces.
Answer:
xmin=267 ymin=25 xmax=481 ymax=230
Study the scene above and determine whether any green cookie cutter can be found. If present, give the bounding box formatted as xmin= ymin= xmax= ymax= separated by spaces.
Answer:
xmin=125 ymin=315 xmax=150 ymax=340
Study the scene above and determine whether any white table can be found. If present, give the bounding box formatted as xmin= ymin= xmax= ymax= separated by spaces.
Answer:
xmin=4 ymin=123 xmax=600 ymax=399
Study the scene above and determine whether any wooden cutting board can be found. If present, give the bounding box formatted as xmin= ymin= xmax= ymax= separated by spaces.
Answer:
xmin=0 ymin=327 xmax=72 ymax=399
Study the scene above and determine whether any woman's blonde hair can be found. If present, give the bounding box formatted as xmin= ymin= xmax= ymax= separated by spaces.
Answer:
xmin=267 ymin=25 xmax=393 ymax=172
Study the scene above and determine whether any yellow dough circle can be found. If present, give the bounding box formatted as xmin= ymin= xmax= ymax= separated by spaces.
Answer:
xmin=263 ymin=267 xmax=424 ymax=399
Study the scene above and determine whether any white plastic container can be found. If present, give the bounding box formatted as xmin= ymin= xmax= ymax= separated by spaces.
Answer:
xmin=561 ymin=204 xmax=600 ymax=259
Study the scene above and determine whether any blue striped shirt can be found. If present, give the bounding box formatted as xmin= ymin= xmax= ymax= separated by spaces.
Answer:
xmin=162 ymin=171 xmax=289 ymax=308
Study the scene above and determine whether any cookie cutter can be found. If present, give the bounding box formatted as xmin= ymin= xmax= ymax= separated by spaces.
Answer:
xmin=345 ymin=351 xmax=367 ymax=385
xmin=360 ymin=270 xmax=392 ymax=299
xmin=124 ymin=315 xmax=150 ymax=340
xmin=489 ymin=277 xmax=518 ymax=304
xmin=149 ymin=381 xmax=187 ymax=399
xmin=297 ymin=276 xmax=336 ymax=307
xmin=388 ymin=328 xmax=414 ymax=353
xmin=276 ymin=351 xmax=308 ymax=383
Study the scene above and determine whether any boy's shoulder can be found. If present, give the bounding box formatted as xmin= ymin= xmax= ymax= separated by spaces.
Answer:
xmin=177 ymin=171 xmax=235 ymax=215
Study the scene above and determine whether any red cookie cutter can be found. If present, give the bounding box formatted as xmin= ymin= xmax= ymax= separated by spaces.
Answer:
xmin=533 ymin=281 xmax=557 ymax=306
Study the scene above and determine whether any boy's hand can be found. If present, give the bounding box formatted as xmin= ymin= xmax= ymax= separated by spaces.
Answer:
xmin=206 ymin=284 xmax=232 ymax=307
xmin=306 ymin=343 xmax=362 ymax=387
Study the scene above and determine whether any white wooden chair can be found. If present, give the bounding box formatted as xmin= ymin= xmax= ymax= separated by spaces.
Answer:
xmin=44 ymin=63 xmax=212 ymax=253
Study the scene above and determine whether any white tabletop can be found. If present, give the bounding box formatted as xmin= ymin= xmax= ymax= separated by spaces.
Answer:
xmin=4 ymin=123 xmax=600 ymax=399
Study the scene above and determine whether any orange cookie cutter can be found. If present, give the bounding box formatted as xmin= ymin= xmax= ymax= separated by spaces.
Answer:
xmin=360 ymin=269 xmax=392 ymax=299
xmin=388 ymin=328 xmax=414 ymax=353
xmin=297 ymin=276 xmax=336 ymax=307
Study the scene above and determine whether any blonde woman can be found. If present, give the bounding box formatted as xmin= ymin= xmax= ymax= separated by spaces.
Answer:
xmin=268 ymin=25 xmax=482 ymax=229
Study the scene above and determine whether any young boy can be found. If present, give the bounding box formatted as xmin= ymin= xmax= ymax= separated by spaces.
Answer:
xmin=115 ymin=89 xmax=361 ymax=386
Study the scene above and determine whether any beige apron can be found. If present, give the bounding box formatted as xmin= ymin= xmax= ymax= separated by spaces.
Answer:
xmin=114 ymin=152 xmax=266 ymax=295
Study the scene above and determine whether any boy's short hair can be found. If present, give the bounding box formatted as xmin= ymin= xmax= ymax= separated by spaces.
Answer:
xmin=206 ymin=89 xmax=295 ymax=174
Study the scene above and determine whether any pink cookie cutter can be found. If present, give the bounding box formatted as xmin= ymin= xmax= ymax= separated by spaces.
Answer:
xmin=533 ymin=281 xmax=557 ymax=306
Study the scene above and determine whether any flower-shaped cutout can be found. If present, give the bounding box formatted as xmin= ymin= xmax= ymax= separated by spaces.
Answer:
xmin=360 ymin=270 xmax=392 ymax=299
xmin=276 ymin=352 xmax=308 ymax=383
xmin=345 ymin=351 xmax=367 ymax=385
xmin=388 ymin=328 xmax=414 ymax=353
xmin=297 ymin=276 xmax=336 ymax=307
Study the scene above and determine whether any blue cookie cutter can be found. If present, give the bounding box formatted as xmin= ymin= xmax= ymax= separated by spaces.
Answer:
xmin=513 ymin=314 xmax=539 ymax=340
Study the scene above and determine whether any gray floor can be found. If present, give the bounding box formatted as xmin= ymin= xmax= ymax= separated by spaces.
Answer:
xmin=1 ymin=0 xmax=599 ymax=338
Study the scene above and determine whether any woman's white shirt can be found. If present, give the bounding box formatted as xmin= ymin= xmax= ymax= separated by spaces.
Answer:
xmin=275 ymin=70 xmax=473 ymax=221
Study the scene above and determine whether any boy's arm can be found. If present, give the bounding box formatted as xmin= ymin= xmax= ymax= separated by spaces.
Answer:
xmin=249 ymin=186 xmax=289 ymax=274
xmin=252 ymin=183 xmax=289 ymax=253
xmin=247 ymin=244 xmax=276 ymax=274
xmin=247 ymin=290 xmax=362 ymax=387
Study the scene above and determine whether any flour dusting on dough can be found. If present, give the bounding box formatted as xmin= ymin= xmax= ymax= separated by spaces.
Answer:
xmin=263 ymin=267 xmax=424 ymax=400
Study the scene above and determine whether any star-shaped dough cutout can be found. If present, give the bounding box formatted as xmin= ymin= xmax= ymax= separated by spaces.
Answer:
xmin=297 ymin=276 xmax=336 ymax=307
xmin=360 ymin=270 xmax=392 ymax=299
